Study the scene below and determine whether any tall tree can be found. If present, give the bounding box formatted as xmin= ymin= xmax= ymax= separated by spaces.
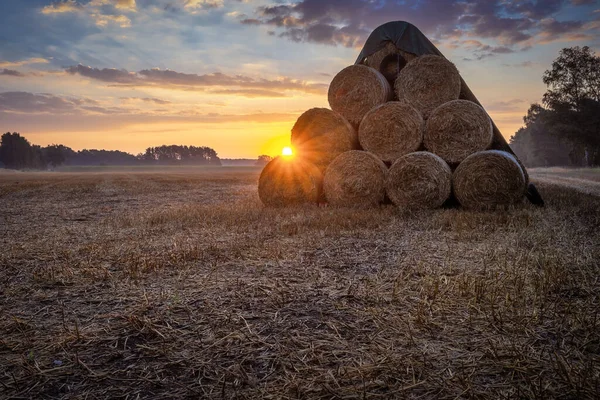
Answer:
xmin=511 ymin=46 xmax=600 ymax=167
xmin=543 ymin=46 xmax=600 ymax=110
xmin=0 ymin=132 xmax=37 ymax=169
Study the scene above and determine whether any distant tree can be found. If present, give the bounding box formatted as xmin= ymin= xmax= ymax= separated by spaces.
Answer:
xmin=255 ymin=155 xmax=273 ymax=166
xmin=43 ymin=144 xmax=73 ymax=168
xmin=543 ymin=46 xmax=600 ymax=110
xmin=68 ymin=149 xmax=139 ymax=166
xmin=0 ymin=132 xmax=40 ymax=169
xmin=139 ymin=145 xmax=221 ymax=165
xmin=510 ymin=46 xmax=600 ymax=167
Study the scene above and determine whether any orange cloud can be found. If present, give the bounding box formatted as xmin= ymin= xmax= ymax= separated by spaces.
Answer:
xmin=0 ymin=57 xmax=50 ymax=68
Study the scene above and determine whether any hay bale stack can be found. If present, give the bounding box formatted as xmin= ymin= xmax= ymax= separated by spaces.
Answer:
xmin=291 ymin=108 xmax=358 ymax=171
xmin=324 ymin=150 xmax=387 ymax=208
xmin=395 ymin=55 xmax=461 ymax=118
xmin=358 ymin=101 xmax=423 ymax=164
xmin=453 ymin=150 xmax=526 ymax=210
xmin=328 ymin=65 xmax=392 ymax=127
xmin=365 ymin=42 xmax=417 ymax=84
xmin=386 ymin=152 xmax=452 ymax=209
xmin=424 ymin=100 xmax=493 ymax=165
xmin=258 ymin=157 xmax=323 ymax=207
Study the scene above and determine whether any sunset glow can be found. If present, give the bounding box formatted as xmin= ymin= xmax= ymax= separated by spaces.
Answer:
xmin=0 ymin=1 xmax=599 ymax=158
xmin=282 ymin=146 xmax=294 ymax=157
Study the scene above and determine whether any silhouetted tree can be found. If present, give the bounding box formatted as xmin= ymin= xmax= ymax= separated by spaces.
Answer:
xmin=510 ymin=46 xmax=600 ymax=167
xmin=255 ymin=155 xmax=273 ymax=166
xmin=43 ymin=144 xmax=73 ymax=168
xmin=139 ymin=145 xmax=221 ymax=165
xmin=0 ymin=132 xmax=37 ymax=169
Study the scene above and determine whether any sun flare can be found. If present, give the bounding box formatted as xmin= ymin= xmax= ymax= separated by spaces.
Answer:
xmin=282 ymin=146 xmax=294 ymax=157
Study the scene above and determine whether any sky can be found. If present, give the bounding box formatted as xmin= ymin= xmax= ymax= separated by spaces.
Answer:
xmin=0 ymin=0 xmax=599 ymax=158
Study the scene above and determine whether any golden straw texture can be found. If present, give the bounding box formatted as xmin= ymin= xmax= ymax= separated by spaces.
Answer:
xmin=328 ymin=65 xmax=392 ymax=127
xmin=291 ymin=108 xmax=358 ymax=171
xmin=386 ymin=151 xmax=452 ymax=209
xmin=395 ymin=55 xmax=461 ymax=118
xmin=359 ymin=101 xmax=424 ymax=164
xmin=453 ymin=150 xmax=527 ymax=210
xmin=258 ymin=157 xmax=323 ymax=207
xmin=424 ymin=100 xmax=493 ymax=165
xmin=323 ymin=150 xmax=387 ymax=208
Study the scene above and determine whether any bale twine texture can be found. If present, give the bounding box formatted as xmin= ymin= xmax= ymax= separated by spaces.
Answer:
xmin=328 ymin=65 xmax=392 ymax=127
xmin=395 ymin=55 xmax=461 ymax=118
xmin=324 ymin=150 xmax=387 ymax=208
xmin=453 ymin=150 xmax=526 ymax=210
xmin=258 ymin=157 xmax=323 ymax=207
xmin=386 ymin=151 xmax=452 ymax=209
xmin=291 ymin=108 xmax=358 ymax=171
xmin=358 ymin=101 xmax=424 ymax=164
xmin=424 ymin=100 xmax=493 ymax=165
xmin=365 ymin=42 xmax=418 ymax=84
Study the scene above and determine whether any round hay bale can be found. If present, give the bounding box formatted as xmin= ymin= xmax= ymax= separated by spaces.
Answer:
xmin=365 ymin=42 xmax=418 ymax=84
xmin=328 ymin=65 xmax=392 ymax=127
xmin=386 ymin=152 xmax=451 ymax=209
xmin=395 ymin=55 xmax=461 ymax=118
xmin=258 ymin=157 xmax=323 ymax=207
xmin=323 ymin=150 xmax=387 ymax=208
xmin=424 ymin=100 xmax=493 ymax=165
xmin=291 ymin=108 xmax=358 ymax=171
xmin=358 ymin=101 xmax=424 ymax=164
xmin=453 ymin=150 xmax=526 ymax=210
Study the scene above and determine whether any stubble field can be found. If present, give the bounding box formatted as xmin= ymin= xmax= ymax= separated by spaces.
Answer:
xmin=1 ymin=167 xmax=599 ymax=399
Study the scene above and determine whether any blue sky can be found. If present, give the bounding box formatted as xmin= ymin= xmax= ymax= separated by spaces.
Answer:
xmin=1 ymin=0 xmax=599 ymax=157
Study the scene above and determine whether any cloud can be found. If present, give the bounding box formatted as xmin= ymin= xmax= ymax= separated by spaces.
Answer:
xmin=65 ymin=64 xmax=328 ymax=95
xmin=208 ymin=89 xmax=288 ymax=98
xmin=41 ymin=0 xmax=81 ymax=14
xmin=184 ymin=0 xmax=224 ymax=9
xmin=0 ymin=58 xmax=50 ymax=68
xmin=0 ymin=69 xmax=25 ymax=77
xmin=120 ymin=97 xmax=172 ymax=104
xmin=243 ymin=0 xmax=594 ymax=49
xmin=41 ymin=0 xmax=134 ymax=28
xmin=0 ymin=91 xmax=90 ymax=114
xmin=91 ymin=13 xmax=132 ymax=27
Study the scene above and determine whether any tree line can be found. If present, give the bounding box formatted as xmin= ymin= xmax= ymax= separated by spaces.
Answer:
xmin=510 ymin=46 xmax=600 ymax=167
xmin=0 ymin=133 xmax=222 ymax=169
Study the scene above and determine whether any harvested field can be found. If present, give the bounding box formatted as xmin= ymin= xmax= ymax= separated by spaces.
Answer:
xmin=1 ymin=167 xmax=599 ymax=399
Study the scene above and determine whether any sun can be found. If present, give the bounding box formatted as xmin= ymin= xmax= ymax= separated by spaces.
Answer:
xmin=282 ymin=146 xmax=294 ymax=157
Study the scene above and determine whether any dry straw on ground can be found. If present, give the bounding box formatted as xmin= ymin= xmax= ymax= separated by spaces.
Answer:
xmin=364 ymin=42 xmax=417 ymax=84
xmin=386 ymin=151 xmax=452 ymax=209
xmin=424 ymin=99 xmax=493 ymax=165
xmin=324 ymin=150 xmax=387 ymax=208
xmin=258 ymin=157 xmax=322 ymax=207
xmin=453 ymin=150 xmax=527 ymax=209
xmin=359 ymin=101 xmax=424 ymax=164
xmin=395 ymin=55 xmax=461 ymax=118
xmin=328 ymin=65 xmax=392 ymax=127
xmin=291 ymin=108 xmax=358 ymax=171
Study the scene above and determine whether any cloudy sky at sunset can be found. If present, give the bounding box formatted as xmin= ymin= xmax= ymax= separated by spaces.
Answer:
xmin=1 ymin=0 xmax=599 ymax=158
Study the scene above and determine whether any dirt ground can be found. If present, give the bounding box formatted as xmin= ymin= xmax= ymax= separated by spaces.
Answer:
xmin=1 ymin=166 xmax=599 ymax=399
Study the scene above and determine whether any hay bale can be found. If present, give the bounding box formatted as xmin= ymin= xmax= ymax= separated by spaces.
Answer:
xmin=291 ymin=108 xmax=358 ymax=171
xmin=453 ymin=150 xmax=526 ymax=210
xmin=364 ymin=42 xmax=418 ymax=84
xmin=258 ymin=157 xmax=323 ymax=207
xmin=386 ymin=152 xmax=451 ymax=209
xmin=328 ymin=65 xmax=392 ymax=127
xmin=324 ymin=150 xmax=387 ymax=208
xmin=358 ymin=101 xmax=424 ymax=164
xmin=424 ymin=100 xmax=493 ymax=165
xmin=395 ymin=55 xmax=461 ymax=118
